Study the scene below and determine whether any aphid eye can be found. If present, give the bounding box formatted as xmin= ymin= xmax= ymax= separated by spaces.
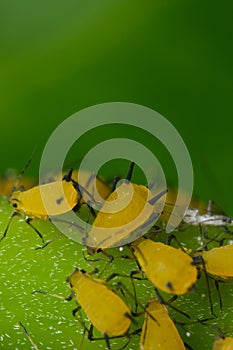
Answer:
xmin=12 ymin=203 xmax=18 ymax=208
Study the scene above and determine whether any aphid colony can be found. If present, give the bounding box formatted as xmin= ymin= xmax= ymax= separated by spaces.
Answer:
xmin=1 ymin=161 xmax=233 ymax=350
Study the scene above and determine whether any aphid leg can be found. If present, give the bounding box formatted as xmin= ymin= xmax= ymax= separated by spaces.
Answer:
xmin=19 ymin=322 xmax=39 ymax=350
xmin=192 ymin=255 xmax=214 ymax=315
xmin=34 ymin=232 xmax=63 ymax=250
xmin=126 ymin=162 xmax=135 ymax=182
xmin=83 ymin=247 xmax=136 ymax=278
xmin=25 ymin=217 xmax=45 ymax=243
xmin=71 ymin=305 xmax=93 ymax=349
xmin=203 ymin=226 xmax=210 ymax=243
xmin=219 ymin=237 xmax=226 ymax=246
xmin=221 ymin=224 xmax=233 ymax=235
xmin=147 ymin=181 xmax=156 ymax=190
xmin=198 ymin=223 xmax=205 ymax=246
xmin=73 ymin=198 xmax=97 ymax=222
xmin=85 ymin=201 xmax=97 ymax=219
xmin=75 ymin=182 xmax=98 ymax=208
xmin=104 ymin=334 xmax=111 ymax=350
xmin=167 ymin=233 xmax=187 ymax=253
xmin=85 ymin=173 xmax=103 ymax=211
xmin=183 ymin=342 xmax=193 ymax=350
xmin=77 ymin=325 xmax=86 ymax=350
xmin=212 ymin=325 xmax=227 ymax=339
xmin=198 ymin=224 xmax=220 ymax=248
xmin=154 ymin=288 xmax=190 ymax=319
xmin=87 ymin=325 xmax=111 ymax=350
xmin=89 ymin=267 xmax=99 ymax=275
xmin=35 ymin=216 xmax=85 ymax=250
xmin=82 ymin=248 xmax=106 ymax=262
xmin=63 ymin=169 xmax=98 ymax=210
xmin=81 ymin=248 xmax=116 ymax=277
xmin=72 ymin=305 xmax=82 ymax=317
xmin=111 ymin=176 xmax=120 ymax=193
xmin=96 ymin=251 xmax=115 ymax=278
xmin=174 ymin=316 xmax=214 ymax=337
xmin=129 ymin=242 xmax=150 ymax=271
xmin=214 ymin=278 xmax=223 ymax=311
xmin=87 ymin=328 xmax=141 ymax=350
xmin=146 ymin=225 xmax=164 ymax=238
xmin=148 ymin=188 xmax=168 ymax=206
xmin=85 ymin=172 xmax=96 ymax=188
xmin=117 ymin=329 xmax=141 ymax=350
xmin=106 ymin=273 xmax=139 ymax=312
xmin=111 ymin=280 xmax=159 ymax=326
xmin=49 ymin=217 xmax=85 ymax=233
xmin=87 ymin=324 xmax=94 ymax=340
xmin=0 ymin=211 xmax=19 ymax=242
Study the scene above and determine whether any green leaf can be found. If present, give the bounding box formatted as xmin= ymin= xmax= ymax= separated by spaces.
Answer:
xmin=1 ymin=196 xmax=233 ymax=349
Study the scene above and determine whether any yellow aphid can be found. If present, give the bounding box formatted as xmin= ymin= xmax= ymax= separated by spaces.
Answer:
xmin=140 ymin=299 xmax=185 ymax=350
xmin=212 ymin=336 xmax=233 ymax=350
xmin=8 ymin=169 xmax=110 ymax=219
xmin=199 ymin=245 xmax=233 ymax=279
xmin=84 ymin=161 xmax=166 ymax=249
xmin=85 ymin=181 xmax=166 ymax=249
xmin=130 ymin=237 xmax=197 ymax=294
xmin=1 ymin=169 xmax=105 ymax=244
xmin=92 ymin=182 xmax=151 ymax=228
xmin=10 ymin=180 xmax=78 ymax=219
xmin=192 ymin=244 xmax=233 ymax=315
xmin=67 ymin=268 xmax=132 ymax=337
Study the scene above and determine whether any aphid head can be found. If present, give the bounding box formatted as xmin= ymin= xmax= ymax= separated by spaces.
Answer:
xmin=66 ymin=268 xmax=84 ymax=288
xmin=86 ymin=245 xmax=97 ymax=256
xmin=10 ymin=193 xmax=22 ymax=211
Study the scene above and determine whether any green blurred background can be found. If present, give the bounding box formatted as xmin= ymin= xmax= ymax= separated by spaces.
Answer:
xmin=0 ymin=0 xmax=233 ymax=213
xmin=1 ymin=2 xmax=233 ymax=349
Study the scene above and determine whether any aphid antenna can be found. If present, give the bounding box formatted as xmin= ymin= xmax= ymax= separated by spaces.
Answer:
xmin=31 ymin=289 xmax=66 ymax=300
xmin=111 ymin=161 xmax=135 ymax=190
xmin=19 ymin=322 xmax=39 ymax=350
xmin=11 ymin=147 xmax=37 ymax=195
